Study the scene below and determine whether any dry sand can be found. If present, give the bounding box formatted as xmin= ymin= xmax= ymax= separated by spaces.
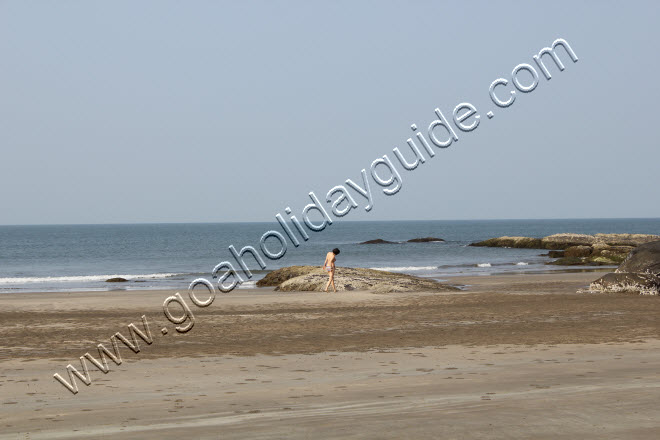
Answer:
xmin=2 ymin=272 xmax=660 ymax=439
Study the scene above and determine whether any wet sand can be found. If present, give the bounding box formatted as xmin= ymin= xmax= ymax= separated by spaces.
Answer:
xmin=2 ymin=272 xmax=660 ymax=439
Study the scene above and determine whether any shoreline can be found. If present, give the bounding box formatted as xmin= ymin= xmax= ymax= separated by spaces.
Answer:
xmin=0 ymin=265 xmax=617 ymax=295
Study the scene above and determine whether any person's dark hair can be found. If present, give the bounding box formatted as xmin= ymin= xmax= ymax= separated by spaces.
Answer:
xmin=332 ymin=248 xmax=340 ymax=255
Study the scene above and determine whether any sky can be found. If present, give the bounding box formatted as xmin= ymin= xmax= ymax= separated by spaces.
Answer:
xmin=1 ymin=0 xmax=659 ymax=225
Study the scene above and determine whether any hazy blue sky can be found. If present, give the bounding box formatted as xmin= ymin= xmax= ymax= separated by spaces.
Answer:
xmin=1 ymin=1 xmax=659 ymax=225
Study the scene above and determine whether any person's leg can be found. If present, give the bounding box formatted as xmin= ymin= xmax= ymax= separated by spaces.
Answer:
xmin=330 ymin=272 xmax=336 ymax=292
xmin=324 ymin=273 xmax=331 ymax=292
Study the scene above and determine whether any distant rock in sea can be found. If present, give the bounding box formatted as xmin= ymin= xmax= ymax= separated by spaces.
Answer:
xmin=358 ymin=239 xmax=397 ymax=245
xmin=106 ymin=277 xmax=128 ymax=283
xmin=585 ymin=241 xmax=660 ymax=295
xmin=407 ymin=237 xmax=445 ymax=243
xmin=358 ymin=237 xmax=445 ymax=244
xmin=471 ymin=233 xmax=660 ymax=266
xmin=256 ymin=265 xmax=459 ymax=293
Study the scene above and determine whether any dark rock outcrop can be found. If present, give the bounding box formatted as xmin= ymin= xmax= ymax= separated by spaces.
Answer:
xmin=407 ymin=237 xmax=445 ymax=243
xmin=106 ymin=277 xmax=128 ymax=283
xmin=359 ymin=239 xmax=397 ymax=245
xmin=589 ymin=272 xmax=660 ymax=294
xmin=586 ymin=241 xmax=660 ymax=295
xmin=617 ymin=241 xmax=660 ymax=274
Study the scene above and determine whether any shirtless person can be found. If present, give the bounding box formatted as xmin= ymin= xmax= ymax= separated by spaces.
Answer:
xmin=322 ymin=248 xmax=340 ymax=293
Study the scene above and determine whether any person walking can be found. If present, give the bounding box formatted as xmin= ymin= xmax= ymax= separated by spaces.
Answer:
xmin=322 ymin=248 xmax=340 ymax=292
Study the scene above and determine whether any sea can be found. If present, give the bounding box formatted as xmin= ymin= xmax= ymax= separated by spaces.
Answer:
xmin=1 ymin=219 xmax=659 ymax=293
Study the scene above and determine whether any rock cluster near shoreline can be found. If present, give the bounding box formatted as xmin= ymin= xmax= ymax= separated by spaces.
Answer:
xmin=470 ymin=233 xmax=660 ymax=266
xmin=587 ymin=241 xmax=660 ymax=295
xmin=256 ymin=265 xmax=458 ymax=293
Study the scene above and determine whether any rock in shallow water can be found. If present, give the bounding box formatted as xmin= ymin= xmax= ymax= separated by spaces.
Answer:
xmin=106 ymin=277 xmax=128 ymax=283
xmin=472 ymin=233 xmax=659 ymax=251
xmin=473 ymin=233 xmax=659 ymax=266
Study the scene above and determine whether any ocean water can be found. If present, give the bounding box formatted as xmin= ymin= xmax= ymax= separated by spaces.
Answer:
xmin=1 ymin=219 xmax=659 ymax=293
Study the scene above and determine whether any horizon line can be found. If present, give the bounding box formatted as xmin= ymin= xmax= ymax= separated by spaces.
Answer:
xmin=1 ymin=217 xmax=660 ymax=227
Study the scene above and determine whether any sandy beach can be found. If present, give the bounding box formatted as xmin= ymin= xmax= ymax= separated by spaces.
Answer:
xmin=1 ymin=271 xmax=660 ymax=439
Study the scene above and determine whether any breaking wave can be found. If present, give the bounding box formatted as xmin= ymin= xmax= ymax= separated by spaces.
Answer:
xmin=369 ymin=266 xmax=437 ymax=272
xmin=0 ymin=273 xmax=185 ymax=284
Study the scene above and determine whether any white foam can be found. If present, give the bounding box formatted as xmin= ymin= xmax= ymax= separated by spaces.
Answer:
xmin=477 ymin=263 xmax=492 ymax=268
xmin=0 ymin=273 xmax=184 ymax=284
xmin=238 ymin=280 xmax=257 ymax=289
xmin=370 ymin=266 xmax=437 ymax=272
xmin=516 ymin=262 xmax=529 ymax=266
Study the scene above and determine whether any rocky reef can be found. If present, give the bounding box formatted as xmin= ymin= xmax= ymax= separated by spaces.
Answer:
xmin=585 ymin=241 xmax=660 ymax=295
xmin=256 ymin=265 xmax=459 ymax=293
xmin=471 ymin=233 xmax=660 ymax=266
xmin=470 ymin=236 xmax=542 ymax=249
